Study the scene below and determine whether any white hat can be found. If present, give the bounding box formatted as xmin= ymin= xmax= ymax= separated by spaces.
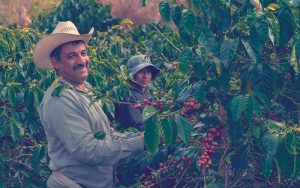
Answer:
xmin=33 ymin=21 xmax=94 ymax=69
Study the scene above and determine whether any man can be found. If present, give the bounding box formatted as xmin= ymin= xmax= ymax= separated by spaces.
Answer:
xmin=115 ymin=55 xmax=160 ymax=131
xmin=33 ymin=21 xmax=144 ymax=188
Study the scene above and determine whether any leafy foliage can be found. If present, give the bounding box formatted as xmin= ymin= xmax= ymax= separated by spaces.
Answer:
xmin=1 ymin=0 xmax=300 ymax=187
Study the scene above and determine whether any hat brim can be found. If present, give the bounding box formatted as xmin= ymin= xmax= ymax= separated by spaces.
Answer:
xmin=33 ymin=28 xmax=94 ymax=70
xmin=130 ymin=63 xmax=160 ymax=80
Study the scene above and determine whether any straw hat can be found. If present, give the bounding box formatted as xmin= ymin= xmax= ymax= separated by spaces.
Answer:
xmin=33 ymin=21 xmax=94 ymax=69
xmin=127 ymin=55 xmax=160 ymax=80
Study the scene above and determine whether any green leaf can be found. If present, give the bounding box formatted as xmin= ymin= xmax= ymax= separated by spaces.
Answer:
xmin=140 ymin=0 xmax=147 ymax=7
xmin=0 ymin=181 xmax=7 ymax=188
xmin=182 ymin=9 xmax=195 ymax=34
xmin=7 ymin=86 xmax=16 ymax=106
xmin=192 ymin=82 xmax=205 ymax=104
xmin=51 ymin=83 xmax=69 ymax=97
xmin=263 ymin=154 xmax=274 ymax=178
xmin=285 ymin=133 xmax=299 ymax=155
xmin=177 ymin=85 xmax=193 ymax=103
xmin=253 ymin=63 xmax=273 ymax=97
xmin=9 ymin=119 xmax=24 ymax=142
xmin=174 ymin=114 xmax=192 ymax=143
xmin=34 ymin=88 xmax=44 ymax=105
xmin=142 ymin=106 xmax=158 ymax=123
xmin=253 ymin=97 xmax=262 ymax=120
xmin=277 ymin=10 xmax=295 ymax=47
xmin=94 ymin=131 xmax=106 ymax=140
xmin=244 ymin=95 xmax=254 ymax=121
xmin=267 ymin=12 xmax=280 ymax=46
xmin=144 ymin=118 xmax=160 ymax=155
xmin=268 ymin=120 xmax=287 ymax=132
xmin=171 ymin=119 xmax=178 ymax=144
xmin=275 ymin=133 xmax=300 ymax=177
xmin=178 ymin=47 xmax=193 ymax=74
xmin=160 ymin=118 xmax=172 ymax=146
xmin=206 ymin=183 xmax=224 ymax=188
xmin=230 ymin=95 xmax=246 ymax=122
xmin=249 ymin=16 xmax=269 ymax=53
xmin=0 ymin=123 xmax=10 ymax=138
xmin=241 ymin=39 xmax=258 ymax=63
xmin=171 ymin=5 xmax=182 ymax=26
xmin=220 ymin=38 xmax=239 ymax=68
xmin=253 ymin=125 xmax=261 ymax=139
xmin=254 ymin=91 xmax=270 ymax=111
xmin=24 ymin=88 xmax=35 ymax=110
xmin=184 ymin=146 xmax=197 ymax=158
xmin=263 ymin=132 xmax=280 ymax=156
xmin=295 ymin=37 xmax=300 ymax=71
xmin=31 ymin=144 xmax=42 ymax=169
xmin=0 ymin=38 xmax=9 ymax=57
xmin=159 ymin=1 xmax=171 ymax=23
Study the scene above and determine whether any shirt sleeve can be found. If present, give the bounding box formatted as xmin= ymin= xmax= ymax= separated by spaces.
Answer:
xmin=44 ymin=92 xmax=144 ymax=166
xmin=109 ymin=127 xmax=140 ymax=138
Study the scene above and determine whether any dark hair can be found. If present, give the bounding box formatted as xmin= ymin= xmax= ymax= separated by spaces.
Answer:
xmin=50 ymin=40 xmax=85 ymax=60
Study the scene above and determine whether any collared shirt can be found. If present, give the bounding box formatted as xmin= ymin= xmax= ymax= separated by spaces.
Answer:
xmin=39 ymin=78 xmax=144 ymax=188
xmin=115 ymin=82 xmax=151 ymax=131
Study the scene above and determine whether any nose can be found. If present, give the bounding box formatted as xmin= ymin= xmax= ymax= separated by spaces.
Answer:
xmin=142 ymin=71 xmax=151 ymax=78
xmin=78 ymin=54 xmax=88 ymax=64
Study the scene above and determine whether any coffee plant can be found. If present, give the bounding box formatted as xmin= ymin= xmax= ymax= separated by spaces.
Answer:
xmin=1 ymin=0 xmax=300 ymax=187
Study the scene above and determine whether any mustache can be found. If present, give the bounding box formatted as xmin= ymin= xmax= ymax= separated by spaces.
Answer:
xmin=73 ymin=63 xmax=88 ymax=70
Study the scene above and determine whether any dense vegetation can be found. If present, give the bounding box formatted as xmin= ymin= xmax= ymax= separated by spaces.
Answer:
xmin=0 ymin=0 xmax=300 ymax=187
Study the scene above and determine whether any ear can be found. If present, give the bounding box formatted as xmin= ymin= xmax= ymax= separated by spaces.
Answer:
xmin=51 ymin=57 xmax=59 ymax=69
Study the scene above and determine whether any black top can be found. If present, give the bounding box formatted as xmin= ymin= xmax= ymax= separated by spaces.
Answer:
xmin=115 ymin=82 xmax=150 ymax=131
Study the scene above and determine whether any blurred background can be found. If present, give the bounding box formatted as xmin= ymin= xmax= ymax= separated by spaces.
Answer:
xmin=0 ymin=0 xmax=164 ymax=27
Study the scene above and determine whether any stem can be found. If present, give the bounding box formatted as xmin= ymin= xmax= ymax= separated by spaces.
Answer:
xmin=160 ymin=109 xmax=183 ymax=118
xmin=203 ymin=168 xmax=207 ymax=188
xmin=152 ymin=24 xmax=181 ymax=52
xmin=225 ymin=163 xmax=229 ymax=188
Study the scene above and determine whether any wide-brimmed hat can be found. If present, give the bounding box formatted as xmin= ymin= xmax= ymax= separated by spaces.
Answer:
xmin=33 ymin=21 xmax=94 ymax=69
xmin=127 ymin=55 xmax=160 ymax=80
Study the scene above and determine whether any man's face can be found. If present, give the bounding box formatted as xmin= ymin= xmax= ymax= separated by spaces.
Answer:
xmin=133 ymin=67 xmax=153 ymax=88
xmin=51 ymin=42 xmax=90 ymax=87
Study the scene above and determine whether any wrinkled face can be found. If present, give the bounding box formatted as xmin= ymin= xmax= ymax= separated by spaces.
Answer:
xmin=51 ymin=42 xmax=90 ymax=87
xmin=133 ymin=67 xmax=153 ymax=88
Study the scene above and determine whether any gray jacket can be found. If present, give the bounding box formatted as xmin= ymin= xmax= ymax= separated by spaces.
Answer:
xmin=39 ymin=79 xmax=144 ymax=188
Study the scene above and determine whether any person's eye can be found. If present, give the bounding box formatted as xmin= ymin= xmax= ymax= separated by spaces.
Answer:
xmin=67 ymin=55 xmax=75 ymax=59
xmin=82 ymin=51 xmax=87 ymax=56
